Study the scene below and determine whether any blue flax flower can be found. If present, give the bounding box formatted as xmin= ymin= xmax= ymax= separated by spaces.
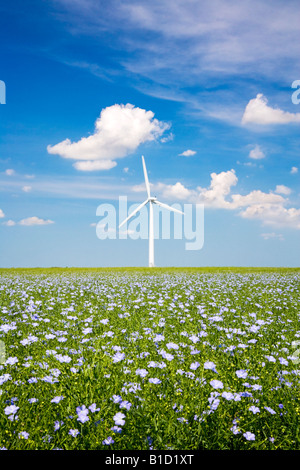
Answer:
xmin=89 ymin=403 xmax=100 ymax=412
xmin=210 ymin=380 xmax=223 ymax=390
xmin=112 ymin=395 xmax=122 ymax=404
xmin=28 ymin=398 xmax=38 ymax=403
xmin=119 ymin=400 xmax=132 ymax=410
xmin=204 ymin=361 xmax=217 ymax=372
xmin=149 ymin=378 xmax=161 ymax=384
xmin=264 ymin=406 xmax=276 ymax=414
xmin=136 ymin=368 xmax=148 ymax=377
xmin=54 ymin=420 xmax=64 ymax=431
xmin=249 ymin=406 xmax=260 ymax=414
xmin=51 ymin=396 xmax=64 ymax=404
xmin=113 ymin=412 xmax=126 ymax=426
xmin=103 ymin=436 xmax=114 ymax=445
xmin=76 ymin=405 xmax=89 ymax=423
xmin=4 ymin=405 xmax=19 ymax=416
xmin=111 ymin=426 xmax=122 ymax=434
xmin=236 ymin=370 xmax=248 ymax=379
xmin=112 ymin=352 xmax=125 ymax=363
xmin=222 ymin=392 xmax=235 ymax=400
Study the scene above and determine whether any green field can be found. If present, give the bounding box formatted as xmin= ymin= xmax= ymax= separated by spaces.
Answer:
xmin=0 ymin=267 xmax=299 ymax=449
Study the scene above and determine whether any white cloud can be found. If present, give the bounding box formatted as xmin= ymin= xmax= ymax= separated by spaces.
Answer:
xmin=179 ymin=149 xmax=196 ymax=157
xmin=5 ymin=169 xmax=15 ymax=176
xmin=149 ymin=169 xmax=238 ymax=209
xmin=275 ymin=185 xmax=291 ymax=196
xmin=132 ymin=180 xmax=193 ymax=200
xmin=161 ymin=181 xmax=193 ymax=200
xmin=196 ymin=170 xmax=238 ymax=208
xmin=56 ymin=0 xmax=300 ymax=83
xmin=19 ymin=216 xmax=54 ymax=226
xmin=2 ymin=220 xmax=16 ymax=226
xmin=160 ymin=132 xmax=174 ymax=143
xmin=22 ymin=185 xmax=32 ymax=192
xmin=47 ymin=103 xmax=170 ymax=171
xmin=230 ymin=190 xmax=285 ymax=209
xmin=261 ymin=232 xmax=284 ymax=241
xmin=132 ymin=181 xmax=152 ymax=193
xmin=2 ymin=214 xmax=54 ymax=226
xmin=242 ymin=94 xmax=300 ymax=125
xmin=146 ymin=169 xmax=300 ymax=230
xmin=239 ymin=204 xmax=300 ymax=229
xmin=0 ymin=209 xmax=5 ymax=218
xmin=291 ymin=166 xmax=298 ymax=174
xmin=73 ymin=160 xmax=117 ymax=171
xmin=49 ymin=1 xmax=300 ymax=128
xmin=249 ymin=145 xmax=265 ymax=160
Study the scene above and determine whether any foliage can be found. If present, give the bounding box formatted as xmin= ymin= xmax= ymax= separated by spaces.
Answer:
xmin=0 ymin=268 xmax=299 ymax=449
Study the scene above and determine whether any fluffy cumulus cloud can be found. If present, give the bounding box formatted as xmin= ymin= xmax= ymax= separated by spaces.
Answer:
xmin=230 ymin=190 xmax=285 ymax=209
xmin=160 ymin=181 xmax=193 ymax=200
xmin=239 ymin=205 xmax=300 ymax=229
xmin=134 ymin=170 xmax=239 ymax=207
xmin=2 ymin=220 xmax=16 ymax=226
xmin=2 ymin=216 xmax=54 ymax=226
xmin=242 ymin=94 xmax=300 ymax=125
xmin=291 ymin=166 xmax=298 ymax=175
xmin=0 ymin=209 xmax=5 ymax=218
xmin=196 ymin=170 xmax=238 ymax=209
xmin=47 ymin=104 xmax=170 ymax=171
xmin=249 ymin=145 xmax=265 ymax=160
xmin=146 ymin=169 xmax=300 ymax=230
xmin=19 ymin=217 xmax=54 ymax=226
xmin=179 ymin=149 xmax=196 ymax=157
xmin=132 ymin=180 xmax=193 ymax=200
xmin=275 ymin=185 xmax=291 ymax=196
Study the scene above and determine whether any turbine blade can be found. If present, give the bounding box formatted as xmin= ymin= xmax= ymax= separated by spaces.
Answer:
xmin=142 ymin=155 xmax=151 ymax=198
xmin=119 ymin=199 xmax=149 ymax=228
xmin=154 ymin=200 xmax=184 ymax=215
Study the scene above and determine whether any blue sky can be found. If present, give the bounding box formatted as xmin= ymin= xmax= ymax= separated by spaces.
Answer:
xmin=0 ymin=0 xmax=299 ymax=267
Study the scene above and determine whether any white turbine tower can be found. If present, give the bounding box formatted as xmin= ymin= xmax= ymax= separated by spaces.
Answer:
xmin=119 ymin=155 xmax=184 ymax=267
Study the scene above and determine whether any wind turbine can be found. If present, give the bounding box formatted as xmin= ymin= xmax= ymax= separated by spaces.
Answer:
xmin=119 ymin=155 xmax=184 ymax=267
